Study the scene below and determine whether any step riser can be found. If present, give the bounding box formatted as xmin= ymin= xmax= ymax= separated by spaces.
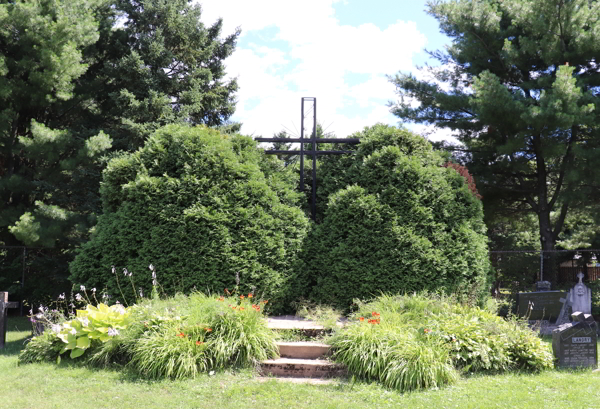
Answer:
xmin=278 ymin=344 xmax=330 ymax=360
xmin=261 ymin=362 xmax=346 ymax=378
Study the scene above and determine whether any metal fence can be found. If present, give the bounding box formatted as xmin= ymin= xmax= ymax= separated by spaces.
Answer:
xmin=489 ymin=249 xmax=600 ymax=292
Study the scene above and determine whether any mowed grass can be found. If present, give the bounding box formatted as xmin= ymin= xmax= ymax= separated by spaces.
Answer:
xmin=2 ymin=317 xmax=600 ymax=409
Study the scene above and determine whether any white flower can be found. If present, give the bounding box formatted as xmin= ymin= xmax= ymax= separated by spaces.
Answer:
xmin=38 ymin=305 xmax=44 ymax=313
xmin=75 ymin=293 xmax=83 ymax=301
xmin=149 ymin=264 xmax=154 ymax=271
xmin=51 ymin=324 xmax=61 ymax=334
xmin=80 ymin=317 xmax=90 ymax=327
xmin=80 ymin=285 xmax=86 ymax=292
xmin=139 ymin=288 xmax=144 ymax=298
xmin=107 ymin=328 xmax=119 ymax=337
xmin=115 ymin=305 xmax=126 ymax=315
xmin=123 ymin=268 xmax=128 ymax=276
xmin=29 ymin=309 xmax=33 ymax=315
xmin=70 ymin=327 xmax=77 ymax=335
xmin=35 ymin=313 xmax=43 ymax=319
xmin=58 ymin=293 xmax=65 ymax=300
xmin=91 ymin=288 xmax=96 ymax=293
xmin=111 ymin=265 xmax=116 ymax=274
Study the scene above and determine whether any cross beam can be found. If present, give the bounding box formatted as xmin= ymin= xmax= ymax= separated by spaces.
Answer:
xmin=0 ymin=292 xmax=19 ymax=349
xmin=256 ymin=97 xmax=359 ymax=220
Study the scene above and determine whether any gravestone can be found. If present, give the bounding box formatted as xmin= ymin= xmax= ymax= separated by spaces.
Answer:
xmin=555 ymin=294 xmax=573 ymax=326
xmin=570 ymin=272 xmax=592 ymax=314
xmin=517 ymin=291 xmax=566 ymax=321
xmin=0 ymin=292 xmax=19 ymax=349
xmin=555 ymin=272 xmax=593 ymax=325
xmin=552 ymin=311 xmax=597 ymax=369
xmin=536 ymin=281 xmax=552 ymax=292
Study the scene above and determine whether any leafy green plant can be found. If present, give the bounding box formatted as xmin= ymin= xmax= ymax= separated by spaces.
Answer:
xmin=129 ymin=324 xmax=210 ymax=379
xmin=295 ymin=302 xmax=342 ymax=330
xmin=56 ymin=303 xmax=132 ymax=360
xmin=505 ymin=324 xmax=554 ymax=372
xmin=20 ymin=288 xmax=278 ymax=379
xmin=18 ymin=331 xmax=64 ymax=364
xmin=331 ymin=317 xmax=458 ymax=392
xmin=330 ymin=293 xmax=552 ymax=392
xmin=437 ymin=312 xmax=512 ymax=373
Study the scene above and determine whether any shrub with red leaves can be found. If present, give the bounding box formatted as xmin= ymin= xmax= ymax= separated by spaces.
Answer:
xmin=443 ymin=162 xmax=482 ymax=199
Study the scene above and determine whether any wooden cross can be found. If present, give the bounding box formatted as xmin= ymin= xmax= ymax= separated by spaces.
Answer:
xmin=0 ymin=292 xmax=19 ymax=349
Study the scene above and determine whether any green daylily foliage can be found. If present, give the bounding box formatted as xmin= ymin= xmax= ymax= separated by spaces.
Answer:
xmin=56 ymin=303 xmax=131 ymax=360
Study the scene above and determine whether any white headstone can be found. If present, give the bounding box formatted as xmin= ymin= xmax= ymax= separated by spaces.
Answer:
xmin=569 ymin=272 xmax=592 ymax=314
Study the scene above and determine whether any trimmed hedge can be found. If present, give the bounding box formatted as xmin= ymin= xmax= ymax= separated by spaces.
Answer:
xmin=70 ymin=125 xmax=310 ymax=310
xmin=292 ymin=124 xmax=490 ymax=309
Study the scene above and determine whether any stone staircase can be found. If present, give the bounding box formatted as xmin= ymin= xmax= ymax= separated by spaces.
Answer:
xmin=259 ymin=317 xmax=346 ymax=383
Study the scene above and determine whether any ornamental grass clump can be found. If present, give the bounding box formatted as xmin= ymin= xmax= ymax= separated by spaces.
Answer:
xmin=330 ymin=311 xmax=458 ymax=392
xmin=330 ymin=293 xmax=553 ymax=393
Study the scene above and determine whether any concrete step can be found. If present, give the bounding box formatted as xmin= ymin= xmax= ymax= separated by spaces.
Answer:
xmin=260 ymin=358 xmax=347 ymax=378
xmin=277 ymin=341 xmax=331 ymax=359
xmin=256 ymin=376 xmax=339 ymax=385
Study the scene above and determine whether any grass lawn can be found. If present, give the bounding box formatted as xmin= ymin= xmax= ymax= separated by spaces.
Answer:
xmin=2 ymin=317 xmax=600 ymax=409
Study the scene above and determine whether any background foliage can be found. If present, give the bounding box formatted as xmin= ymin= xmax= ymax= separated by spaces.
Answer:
xmin=390 ymin=0 xmax=600 ymax=284
xmin=0 ymin=0 xmax=240 ymax=305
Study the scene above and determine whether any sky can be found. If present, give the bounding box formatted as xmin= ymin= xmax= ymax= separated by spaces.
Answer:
xmin=200 ymin=0 xmax=454 ymax=141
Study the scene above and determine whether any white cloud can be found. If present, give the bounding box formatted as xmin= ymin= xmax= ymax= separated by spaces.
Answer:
xmin=410 ymin=123 xmax=461 ymax=145
xmin=200 ymin=0 xmax=453 ymax=141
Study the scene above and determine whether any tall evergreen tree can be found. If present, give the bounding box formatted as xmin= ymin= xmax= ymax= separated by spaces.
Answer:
xmin=390 ymin=0 xmax=600 ymax=282
xmin=0 ymin=0 xmax=239 ymax=300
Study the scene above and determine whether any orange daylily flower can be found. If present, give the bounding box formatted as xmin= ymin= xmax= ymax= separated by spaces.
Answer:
xmin=240 ymin=295 xmax=245 ymax=300
xmin=219 ymin=296 xmax=224 ymax=302
xmin=371 ymin=311 xmax=380 ymax=317
xmin=248 ymin=293 xmax=253 ymax=298
xmin=196 ymin=341 xmax=204 ymax=346
xmin=240 ymin=307 xmax=245 ymax=311
xmin=204 ymin=327 xmax=212 ymax=332
xmin=176 ymin=332 xmax=185 ymax=337
xmin=359 ymin=317 xmax=364 ymax=322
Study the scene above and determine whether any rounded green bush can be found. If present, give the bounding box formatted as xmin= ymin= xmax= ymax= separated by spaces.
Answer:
xmin=69 ymin=125 xmax=310 ymax=309
xmin=295 ymin=125 xmax=490 ymax=309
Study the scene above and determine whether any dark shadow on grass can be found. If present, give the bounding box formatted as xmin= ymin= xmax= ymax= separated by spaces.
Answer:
xmin=1 ymin=317 xmax=33 ymax=357
xmin=0 ymin=337 xmax=32 ymax=357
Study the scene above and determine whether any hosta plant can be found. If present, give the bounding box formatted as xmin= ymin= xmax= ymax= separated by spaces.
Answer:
xmin=56 ymin=303 xmax=132 ymax=360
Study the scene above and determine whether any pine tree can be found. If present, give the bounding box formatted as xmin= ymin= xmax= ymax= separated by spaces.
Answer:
xmin=390 ymin=0 xmax=600 ymax=282
xmin=0 ymin=0 xmax=240 ymax=300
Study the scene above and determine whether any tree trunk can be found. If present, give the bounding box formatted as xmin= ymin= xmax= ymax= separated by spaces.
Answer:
xmin=538 ymin=210 xmax=557 ymax=284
